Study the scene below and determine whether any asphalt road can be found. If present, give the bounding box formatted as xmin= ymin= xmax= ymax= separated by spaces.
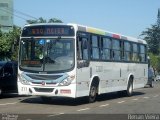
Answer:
xmin=0 ymin=82 xmax=160 ymax=120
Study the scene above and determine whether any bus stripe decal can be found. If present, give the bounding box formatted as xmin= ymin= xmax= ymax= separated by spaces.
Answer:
xmin=121 ymin=36 xmax=128 ymax=40
xmin=112 ymin=34 xmax=120 ymax=39
xmin=87 ymin=28 xmax=106 ymax=35
xmin=78 ymin=26 xmax=86 ymax=32
xmin=105 ymin=32 xmax=113 ymax=37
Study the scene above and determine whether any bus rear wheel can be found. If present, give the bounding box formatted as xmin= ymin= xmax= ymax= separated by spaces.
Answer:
xmin=126 ymin=78 xmax=133 ymax=97
xmin=88 ymin=83 xmax=97 ymax=103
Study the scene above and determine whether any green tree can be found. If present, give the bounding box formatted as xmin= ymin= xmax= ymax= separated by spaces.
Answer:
xmin=148 ymin=53 xmax=160 ymax=73
xmin=10 ymin=26 xmax=21 ymax=60
xmin=141 ymin=9 xmax=160 ymax=73
xmin=26 ymin=17 xmax=63 ymax=24
xmin=0 ymin=26 xmax=21 ymax=61
xmin=141 ymin=24 xmax=160 ymax=55
xmin=0 ymin=32 xmax=12 ymax=60
xmin=48 ymin=18 xmax=63 ymax=23
xmin=141 ymin=9 xmax=160 ymax=55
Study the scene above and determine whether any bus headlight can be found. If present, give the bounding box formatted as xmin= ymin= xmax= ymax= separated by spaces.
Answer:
xmin=59 ymin=75 xmax=75 ymax=86
xmin=18 ymin=74 xmax=30 ymax=85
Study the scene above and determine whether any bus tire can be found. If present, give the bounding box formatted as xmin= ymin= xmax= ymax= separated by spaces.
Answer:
xmin=126 ymin=78 xmax=133 ymax=97
xmin=41 ymin=96 xmax=52 ymax=103
xmin=88 ymin=82 xmax=98 ymax=103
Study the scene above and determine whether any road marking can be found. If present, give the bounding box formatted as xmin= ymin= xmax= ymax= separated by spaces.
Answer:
xmin=48 ymin=113 xmax=64 ymax=117
xmin=77 ymin=108 xmax=90 ymax=111
xmin=0 ymin=102 xmax=18 ymax=106
xmin=153 ymin=95 xmax=159 ymax=97
xmin=99 ymin=104 xmax=109 ymax=107
xmin=117 ymin=101 xmax=125 ymax=104
xmin=143 ymin=97 xmax=149 ymax=99
xmin=132 ymin=98 xmax=138 ymax=101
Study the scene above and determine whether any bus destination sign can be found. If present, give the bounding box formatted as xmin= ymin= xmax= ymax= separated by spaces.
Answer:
xmin=22 ymin=25 xmax=74 ymax=37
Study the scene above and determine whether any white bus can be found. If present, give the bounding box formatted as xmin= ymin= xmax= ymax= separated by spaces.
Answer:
xmin=18 ymin=23 xmax=148 ymax=102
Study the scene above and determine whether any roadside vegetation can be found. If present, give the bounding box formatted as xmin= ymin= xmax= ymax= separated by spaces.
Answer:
xmin=141 ymin=9 xmax=160 ymax=73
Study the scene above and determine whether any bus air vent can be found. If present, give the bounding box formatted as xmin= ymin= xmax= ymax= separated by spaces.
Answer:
xmin=34 ymin=88 xmax=54 ymax=93
xmin=26 ymin=74 xmax=62 ymax=80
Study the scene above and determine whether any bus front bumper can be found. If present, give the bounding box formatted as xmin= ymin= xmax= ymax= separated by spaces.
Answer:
xmin=18 ymin=82 xmax=76 ymax=98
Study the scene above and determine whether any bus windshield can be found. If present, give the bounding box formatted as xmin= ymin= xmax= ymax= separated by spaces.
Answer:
xmin=19 ymin=38 xmax=74 ymax=72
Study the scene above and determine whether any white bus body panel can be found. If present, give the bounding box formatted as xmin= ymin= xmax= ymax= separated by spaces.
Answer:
xmin=76 ymin=61 xmax=148 ymax=97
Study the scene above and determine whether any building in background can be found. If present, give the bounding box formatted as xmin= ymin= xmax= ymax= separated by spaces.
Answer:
xmin=0 ymin=0 xmax=13 ymax=33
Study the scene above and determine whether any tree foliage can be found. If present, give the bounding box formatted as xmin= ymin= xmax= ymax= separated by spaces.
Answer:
xmin=141 ymin=9 xmax=160 ymax=55
xmin=141 ymin=9 xmax=160 ymax=73
xmin=149 ymin=53 xmax=160 ymax=73
xmin=26 ymin=17 xmax=63 ymax=24
xmin=0 ymin=26 xmax=21 ymax=61
xmin=141 ymin=25 xmax=160 ymax=55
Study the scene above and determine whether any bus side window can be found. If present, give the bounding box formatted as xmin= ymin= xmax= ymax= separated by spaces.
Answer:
xmin=112 ymin=39 xmax=121 ymax=61
xmin=77 ymin=37 xmax=89 ymax=60
xmin=132 ymin=43 xmax=139 ymax=62
xmin=139 ymin=45 xmax=146 ymax=62
xmin=124 ymin=41 xmax=132 ymax=61
xmin=82 ymin=38 xmax=89 ymax=60
xmin=91 ymin=35 xmax=100 ymax=60
xmin=101 ymin=37 xmax=111 ymax=60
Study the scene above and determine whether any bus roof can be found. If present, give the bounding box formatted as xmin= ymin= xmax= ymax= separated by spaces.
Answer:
xmin=23 ymin=23 xmax=147 ymax=44
xmin=69 ymin=23 xmax=147 ymax=44
xmin=23 ymin=23 xmax=66 ymax=27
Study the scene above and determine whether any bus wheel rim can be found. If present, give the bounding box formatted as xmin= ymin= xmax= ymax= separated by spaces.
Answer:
xmin=90 ymin=86 xmax=96 ymax=97
xmin=129 ymin=84 xmax=132 ymax=93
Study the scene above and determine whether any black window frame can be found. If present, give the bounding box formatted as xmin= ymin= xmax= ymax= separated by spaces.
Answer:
xmin=132 ymin=42 xmax=140 ymax=62
xmin=90 ymin=35 xmax=101 ymax=60
xmin=76 ymin=30 xmax=148 ymax=64
xmin=123 ymin=41 xmax=132 ymax=62
xmin=101 ymin=37 xmax=112 ymax=61
xmin=111 ymin=38 xmax=123 ymax=61
xmin=139 ymin=44 xmax=147 ymax=63
xmin=77 ymin=32 xmax=90 ymax=61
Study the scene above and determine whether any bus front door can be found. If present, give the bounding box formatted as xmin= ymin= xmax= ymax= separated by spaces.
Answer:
xmin=76 ymin=36 xmax=90 ymax=97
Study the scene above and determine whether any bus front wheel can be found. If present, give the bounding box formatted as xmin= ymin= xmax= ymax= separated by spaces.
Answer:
xmin=88 ymin=83 xmax=97 ymax=103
